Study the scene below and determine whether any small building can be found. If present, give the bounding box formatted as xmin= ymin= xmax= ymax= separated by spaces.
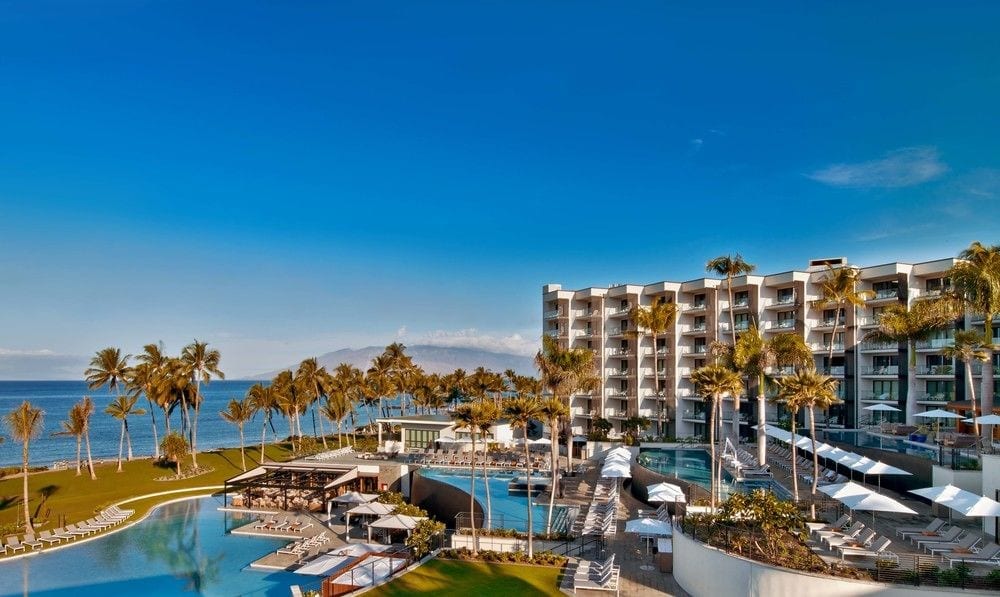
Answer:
xmin=376 ymin=413 xmax=515 ymax=453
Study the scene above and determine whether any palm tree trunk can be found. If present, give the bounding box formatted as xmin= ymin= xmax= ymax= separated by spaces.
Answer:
xmin=470 ymin=433 xmax=478 ymax=556
xmin=116 ymin=422 xmax=125 ymax=473
xmin=808 ymin=406 xmax=820 ymax=518
xmin=191 ymin=378 xmax=201 ymax=469
xmin=524 ymin=437 xmax=534 ymax=557
xmin=708 ymin=397 xmax=717 ymax=511
xmin=757 ymin=373 xmax=767 ymax=465
xmin=653 ymin=332 xmax=662 ymax=436
xmin=966 ymin=361 xmax=980 ymax=437
xmin=148 ymin=397 xmax=160 ymax=459
xmin=790 ymin=414 xmax=799 ymax=502
xmin=906 ymin=341 xmax=918 ymax=425
xmin=75 ymin=436 xmax=82 ymax=476
xmin=125 ymin=418 xmax=133 ymax=461
xmin=238 ymin=424 xmax=246 ymax=471
xmin=717 ymin=397 xmax=725 ymax=502
xmin=21 ymin=439 xmax=33 ymax=534
xmin=482 ymin=451 xmax=492 ymax=530
xmin=547 ymin=418 xmax=558 ymax=534
xmin=85 ymin=426 xmax=96 ymax=480
xmin=315 ymin=383 xmax=329 ymax=450
xmin=261 ymin=417 xmax=269 ymax=463
xmin=983 ymin=337 xmax=995 ymax=441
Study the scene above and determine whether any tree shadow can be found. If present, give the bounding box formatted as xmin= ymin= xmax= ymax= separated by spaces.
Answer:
xmin=0 ymin=495 xmax=21 ymax=512
xmin=33 ymin=484 xmax=59 ymax=519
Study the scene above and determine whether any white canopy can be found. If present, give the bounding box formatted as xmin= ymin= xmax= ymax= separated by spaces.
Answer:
xmin=915 ymin=409 xmax=964 ymax=419
xmin=601 ymin=464 xmax=632 ymax=479
xmin=369 ymin=514 xmax=427 ymax=531
xmin=531 ymin=437 xmax=552 ymax=445
xmin=838 ymin=492 xmax=917 ymax=515
xmin=647 ymin=482 xmax=686 ymax=503
xmin=332 ymin=491 xmax=379 ymax=505
xmin=818 ymin=481 xmax=874 ymax=500
xmin=911 ymin=485 xmax=1000 ymax=517
xmin=969 ymin=414 xmax=1000 ymax=425
xmin=851 ymin=460 xmax=912 ymax=477
xmin=346 ymin=502 xmax=395 ymax=517
xmin=624 ymin=517 xmax=672 ymax=536
xmin=863 ymin=403 xmax=901 ymax=412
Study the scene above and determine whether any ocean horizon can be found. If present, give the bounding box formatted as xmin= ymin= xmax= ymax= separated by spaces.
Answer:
xmin=0 ymin=380 xmax=381 ymax=468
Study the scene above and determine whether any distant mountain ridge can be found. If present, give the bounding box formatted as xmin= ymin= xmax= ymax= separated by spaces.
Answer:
xmin=252 ymin=344 xmax=536 ymax=379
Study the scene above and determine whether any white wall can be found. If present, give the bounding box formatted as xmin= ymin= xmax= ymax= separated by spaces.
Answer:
xmin=674 ymin=529 xmax=983 ymax=597
xmin=932 ymin=465 xmax=982 ymax=494
xmin=980 ymin=454 xmax=1000 ymax=539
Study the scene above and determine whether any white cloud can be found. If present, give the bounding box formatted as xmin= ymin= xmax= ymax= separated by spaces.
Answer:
xmin=807 ymin=146 xmax=947 ymax=188
xmin=689 ymin=138 xmax=704 ymax=152
xmin=395 ymin=326 xmax=408 ymax=340
xmin=0 ymin=348 xmax=56 ymax=356
xmin=419 ymin=328 xmax=539 ymax=356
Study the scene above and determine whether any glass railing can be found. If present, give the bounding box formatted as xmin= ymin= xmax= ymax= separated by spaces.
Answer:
xmin=685 ymin=302 xmax=707 ymax=311
xmin=774 ymin=295 xmax=796 ymax=305
xmin=972 ymin=364 xmax=1000 ymax=375
xmin=543 ymin=309 xmax=563 ymax=319
xmin=607 ymin=348 xmax=633 ymax=356
xmin=817 ymin=319 xmax=845 ymax=327
xmin=917 ymin=366 xmax=954 ymax=375
xmin=860 ymin=393 xmax=896 ymax=401
xmin=733 ymin=298 xmax=750 ymax=308
xmin=811 ymin=342 xmax=845 ymax=351
xmin=861 ymin=366 xmax=899 ymax=375
xmin=693 ymin=345 xmax=708 ymax=354
xmin=870 ymin=289 xmax=900 ymax=300
xmin=690 ymin=323 xmax=707 ymax=332
xmin=915 ymin=338 xmax=955 ymax=349
xmin=606 ymin=369 xmax=631 ymax=376
xmin=824 ymin=366 xmax=846 ymax=376
xmin=860 ymin=341 xmax=898 ymax=351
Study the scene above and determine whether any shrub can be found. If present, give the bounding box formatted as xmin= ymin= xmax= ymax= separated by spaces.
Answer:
xmin=939 ymin=563 xmax=972 ymax=587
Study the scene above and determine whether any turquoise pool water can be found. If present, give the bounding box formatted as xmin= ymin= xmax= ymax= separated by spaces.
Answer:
xmin=823 ymin=430 xmax=941 ymax=461
xmin=416 ymin=467 xmax=566 ymax=533
xmin=637 ymin=448 xmax=792 ymax=500
xmin=0 ymin=497 xmax=306 ymax=597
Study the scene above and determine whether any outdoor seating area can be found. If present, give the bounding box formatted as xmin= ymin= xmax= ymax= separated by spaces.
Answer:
xmin=570 ymin=553 xmax=621 ymax=595
xmin=766 ymin=444 xmax=848 ymax=486
xmin=404 ymin=447 xmax=551 ymax=470
xmin=1 ymin=505 xmax=133 ymax=556
xmin=276 ymin=531 xmax=331 ymax=559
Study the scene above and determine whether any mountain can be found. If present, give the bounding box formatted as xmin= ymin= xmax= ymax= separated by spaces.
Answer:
xmin=252 ymin=344 xmax=536 ymax=379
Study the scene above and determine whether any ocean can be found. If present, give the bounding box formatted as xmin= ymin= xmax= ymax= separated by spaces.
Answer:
xmin=0 ymin=380 xmax=379 ymax=468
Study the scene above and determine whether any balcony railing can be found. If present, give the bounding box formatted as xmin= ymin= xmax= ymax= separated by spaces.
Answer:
xmin=720 ymin=321 xmax=751 ymax=333
xmin=823 ymin=366 xmax=846 ymax=376
xmin=869 ymin=288 xmax=900 ymax=300
xmin=685 ymin=302 xmax=707 ymax=311
xmin=769 ymin=366 xmax=796 ymax=376
xmin=611 ymin=304 xmax=632 ymax=316
xmin=544 ymin=329 xmax=564 ymax=338
xmin=765 ymin=319 xmax=797 ymax=331
xmin=860 ymin=341 xmax=898 ymax=351
xmin=731 ymin=297 xmax=751 ymax=308
xmin=774 ymin=294 xmax=796 ymax=305
xmin=860 ymin=392 xmax=897 ymax=401
xmin=912 ymin=287 xmax=950 ymax=299
xmin=543 ymin=309 xmax=564 ymax=319
xmin=815 ymin=318 xmax=845 ymax=328
xmin=689 ymin=323 xmax=708 ymax=333
xmin=644 ymin=368 xmax=669 ymax=377
xmin=861 ymin=365 xmax=899 ymax=375
xmin=972 ymin=364 xmax=1000 ymax=376
xmin=915 ymin=338 xmax=955 ymax=349
xmin=575 ymin=329 xmax=599 ymax=339
xmin=607 ymin=348 xmax=633 ymax=357
xmin=606 ymin=368 xmax=632 ymax=377
xmin=606 ymin=390 xmax=629 ymax=398
xmin=856 ymin=316 xmax=882 ymax=327
xmin=917 ymin=365 xmax=954 ymax=375
xmin=608 ymin=328 xmax=628 ymax=337
xmin=914 ymin=393 xmax=952 ymax=402
xmin=811 ymin=342 xmax=845 ymax=352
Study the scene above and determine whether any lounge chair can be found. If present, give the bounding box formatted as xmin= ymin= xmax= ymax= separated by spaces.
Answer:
xmin=815 ymin=521 xmax=865 ymax=544
xmin=925 ymin=532 xmax=982 ymax=556
xmin=825 ymin=528 xmax=877 ymax=551
xmin=38 ymin=530 xmax=62 ymax=546
xmin=5 ymin=536 xmax=26 ymax=553
xmin=66 ymin=524 xmax=93 ymax=537
xmin=944 ymin=543 xmax=1000 ymax=568
xmin=914 ymin=526 xmax=962 ymax=549
xmin=838 ymin=537 xmax=897 ymax=563
xmin=22 ymin=534 xmax=43 ymax=550
xmin=896 ymin=518 xmax=947 ymax=539
xmin=807 ymin=514 xmax=850 ymax=536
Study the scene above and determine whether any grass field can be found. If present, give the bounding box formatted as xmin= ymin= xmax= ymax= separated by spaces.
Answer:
xmin=365 ymin=559 xmax=564 ymax=596
xmin=0 ymin=443 xmax=295 ymax=533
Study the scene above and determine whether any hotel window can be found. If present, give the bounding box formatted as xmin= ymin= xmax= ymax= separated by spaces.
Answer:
xmin=734 ymin=291 xmax=749 ymax=307
xmin=777 ymin=311 xmax=795 ymax=326
xmin=777 ymin=288 xmax=795 ymax=304
xmin=872 ymin=380 xmax=897 ymax=398
xmin=925 ymin=277 xmax=951 ymax=293
xmin=824 ymin=332 xmax=844 ymax=347
xmin=925 ymin=381 xmax=954 ymax=400
xmin=694 ymin=315 xmax=706 ymax=329
xmin=404 ymin=429 xmax=440 ymax=450
xmin=873 ymin=355 xmax=897 ymax=370
xmin=872 ymin=280 xmax=899 ymax=299
xmin=823 ymin=308 xmax=845 ymax=325
xmin=693 ymin=293 xmax=706 ymax=308
xmin=694 ymin=337 xmax=707 ymax=353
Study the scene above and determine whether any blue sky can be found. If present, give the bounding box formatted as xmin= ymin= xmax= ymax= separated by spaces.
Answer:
xmin=1 ymin=1 xmax=998 ymax=377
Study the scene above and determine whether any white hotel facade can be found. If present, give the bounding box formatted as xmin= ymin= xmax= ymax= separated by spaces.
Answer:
xmin=543 ymin=256 xmax=1000 ymax=440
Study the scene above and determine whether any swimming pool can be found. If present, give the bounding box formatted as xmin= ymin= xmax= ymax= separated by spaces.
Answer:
xmin=0 ymin=496 xmax=306 ymax=597
xmin=636 ymin=448 xmax=792 ymax=500
xmin=416 ymin=467 xmax=567 ymax=534
xmin=823 ymin=430 xmax=941 ymax=461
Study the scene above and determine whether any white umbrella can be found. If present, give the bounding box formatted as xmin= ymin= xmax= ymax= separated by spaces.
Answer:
xmin=818 ymin=481 xmax=874 ymax=500
xmin=850 ymin=459 xmax=912 ymax=489
xmin=863 ymin=403 xmax=901 ymax=427
xmin=839 ymin=491 xmax=917 ymax=526
xmin=911 ymin=485 xmax=1000 ymax=519
xmin=601 ymin=463 xmax=632 ymax=479
xmin=647 ymin=482 xmax=686 ymax=503
xmin=624 ymin=517 xmax=672 ymax=536
xmin=332 ymin=491 xmax=379 ymax=505
xmin=531 ymin=437 xmax=552 ymax=445
xmin=607 ymin=447 xmax=632 ymax=458
xmin=970 ymin=414 xmax=1000 ymax=425
xmin=915 ymin=409 xmax=965 ymax=439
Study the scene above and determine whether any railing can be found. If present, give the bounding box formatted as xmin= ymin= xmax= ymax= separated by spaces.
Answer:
xmin=914 ymin=393 xmax=952 ymax=402
xmin=856 ymin=315 xmax=882 ymax=327
xmin=765 ymin=319 xmax=797 ymax=330
xmin=859 ymin=392 xmax=897 ymax=401
xmin=971 ymin=364 xmax=1000 ymax=375
xmin=720 ymin=321 xmax=751 ymax=332
xmin=859 ymin=341 xmax=898 ymax=351
xmin=544 ymin=329 xmax=563 ymax=338
xmin=606 ymin=390 xmax=629 ymax=398
xmin=732 ymin=297 xmax=751 ymax=308
xmin=769 ymin=366 xmax=796 ymax=376
xmin=869 ymin=288 xmax=900 ymax=300
xmin=823 ymin=366 xmax=846 ymax=376
xmin=861 ymin=366 xmax=900 ymax=375
xmin=810 ymin=342 xmax=845 ymax=352
xmin=644 ymin=368 xmax=669 ymax=377
xmin=543 ymin=309 xmax=564 ymax=318
xmin=612 ymin=304 xmax=632 ymax=315
xmin=915 ymin=338 xmax=955 ymax=349
xmin=815 ymin=318 xmax=845 ymax=328
xmin=916 ymin=365 xmax=954 ymax=375
xmin=685 ymin=302 xmax=707 ymax=311
xmin=689 ymin=323 xmax=708 ymax=332
xmin=607 ymin=347 xmax=632 ymax=357
xmin=608 ymin=328 xmax=628 ymax=336
xmin=605 ymin=368 xmax=631 ymax=377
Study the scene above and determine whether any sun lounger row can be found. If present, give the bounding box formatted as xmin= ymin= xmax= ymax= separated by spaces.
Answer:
xmin=573 ymin=553 xmax=620 ymax=595
xmin=808 ymin=517 xmax=898 ymax=563
xmin=276 ymin=531 xmax=330 ymax=558
xmin=1 ymin=505 xmax=135 ymax=555
xmin=253 ymin=516 xmax=314 ymax=533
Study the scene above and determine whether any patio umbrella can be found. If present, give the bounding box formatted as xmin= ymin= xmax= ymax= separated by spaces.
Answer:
xmin=818 ymin=481 xmax=874 ymax=500
xmin=531 ymin=437 xmax=552 ymax=445
xmin=915 ymin=409 xmax=964 ymax=440
xmin=838 ymin=491 xmax=916 ymax=526
xmin=624 ymin=517 xmax=672 ymax=536
xmin=601 ymin=462 xmax=632 ymax=479
xmin=850 ymin=459 xmax=911 ymax=490
xmin=332 ymin=491 xmax=379 ymax=505
xmin=911 ymin=485 xmax=1000 ymax=520
xmin=968 ymin=414 xmax=1000 ymax=444
xmin=863 ymin=403 xmax=901 ymax=427
xmin=647 ymin=482 xmax=686 ymax=503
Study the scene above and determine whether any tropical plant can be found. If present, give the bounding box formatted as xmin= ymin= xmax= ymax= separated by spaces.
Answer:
xmin=504 ymin=396 xmax=541 ymax=558
xmin=319 ymin=389 xmax=353 ymax=448
xmin=180 ymin=340 xmax=224 ymax=469
xmin=105 ymin=394 xmax=146 ymax=472
xmin=814 ymin=265 xmax=873 ymax=365
xmin=382 ymin=342 xmax=416 ymax=415
xmin=863 ymin=298 xmax=959 ymax=424
xmin=450 ymin=403 xmax=482 ymax=555
xmin=771 ymin=371 xmax=827 ymax=502
xmin=539 ymin=396 xmax=569 ymax=534
xmin=220 ymin=397 xmax=256 ymax=471
xmin=247 ymin=382 xmax=280 ymax=462
xmin=690 ymin=365 xmax=743 ymax=509
xmin=160 ymin=431 xmax=189 ymax=477
xmin=297 ymin=358 xmax=331 ymax=449
xmin=473 ymin=400 xmax=502 ymax=529
xmin=79 ymin=396 xmax=97 ymax=479
xmin=273 ymin=370 xmax=309 ymax=452
xmin=534 ymin=335 xmax=599 ymax=485
xmin=4 ymin=401 xmax=44 ymax=533
xmin=950 ymin=241 xmax=1000 ymax=434
xmin=53 ymin=403 xmax=86 ymax=475
xmin=406 ymin=518 xmax=445 ymax=559
xmin=628 ymin=300 xmax=678 ymax=436
xmin=130 ymin=342 xmax=169 ymax=458
xmin=706 ymin=254 xmax=756 ymax=445
xmin=85 ymin=347 xmax=132 ymax=397
xmin=777 ymin=368 xmax=840 ymax=508
xmin=943 ymin=330 xmax=991 ymax=437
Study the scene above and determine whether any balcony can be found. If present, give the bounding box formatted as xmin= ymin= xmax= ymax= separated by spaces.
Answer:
xmin=637 ymin=408 xmax=655 ymax=418
xmin=861 ymin=365 xmax=899 ymax=376
xmin=684 ymin=302 xmax=708 ymax=312
xmin=859 ymin=341 xmax=898 ymax=352
xmin=912 ymin=287 xmax=951 ymax=300
xmin=916 ymin=365 xmax=954 ymax=376
xmin=810 ymin=342 xmax=845 ymax=353
xmin=728 ymin=297 xmax=751 ymax=310
xmin=575 ymin=309 xmax=602 ymax=319
xmin=813 ymin=318 xmax=845 ymax=330
xmin=764 ymin=295 xmax=798 ymax=310
xmin=856 ymin=316 xmax=882 ymax=329
xmin=684 ymin=322 xmax=708 ymax=335
xmin=575 ymin=329 xmax=600 ymax=340
xmin=970 ymin=314 xmax=1000 ymax=325
xmin=644 ymin=368 xmax=670 ymax=378
xmin=678 ymin=346 xmax=709 ymax=358
xmin=972 ymin=364 xmax=1000 ymax=376
xmin=544 ymin=328 xmax=567 ymax=338
xmin=719 ymin=321 xmax=751 ymax=334
xmin=914 ymin=393 xmax=952 ymax=404
xmin=604 ymin=408 xmax=628 ymax=419
xmin=822 ymin=365 xmax=846 ymax=376
xmin=607 ymin=347 xmax=634 ymax=357
xmin=764 ymin=319 xmax=797 ymax=332
xmin=606 ymin=390 xmax=630 ymax=399
xmin=606 ymin=368 xmax=632 ymax=378
xmin=915 ymin=338 xmax=955 ymax=350
xmin=607 ymin=328 xmax=629 ymax=338
xmin=859 ymin=392 xmax=898 ymax=402
xmin=681 ymin=410 xmax=707 ymax=422
xmin=543 ymin=308 xmax=565 ymax=319
xmin=867 ymin=288 xmax=901 ymax=302
xmin=642 ymin=347 xmax=670 ymax=357
xmin=769 ymin=366 xmax=796 ymax=377
xmin=609 ymin=304 xmax=632 ymax=318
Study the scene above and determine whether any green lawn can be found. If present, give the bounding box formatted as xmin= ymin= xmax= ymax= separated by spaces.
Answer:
xmin=365 ymin=559 xmax=564 ymax=597
xmin=0 ymin=443 xmax=295 ymax=533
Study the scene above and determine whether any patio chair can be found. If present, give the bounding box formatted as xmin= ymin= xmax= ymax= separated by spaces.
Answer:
xmin=896 ymin=518 xmax=947 ymax=539
xmin=4 ymin=536 xmax=26 ymax=553
xmin=38 ymin=530 xmax=62 ymax=546
xmin=838 ymin=536 xmax=897 ymax=563
xmin=815 ymin=521 xmax=865 ymax=544
xmin=925 ymin=532 xmax=982 ymax=555
xmin=22 ymin=534 xmax=43 ymax=550
xmin=806 ymin=514 xmax=850 ymax=535
xmin=913 ymin=526 xmax=962 ymax=548
xmin=825 ymin=528 xmax=876 ymax=550
xmin=944 ymin=543 xmax=1000 ymax=568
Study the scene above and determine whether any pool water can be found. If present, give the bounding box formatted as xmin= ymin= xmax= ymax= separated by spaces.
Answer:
xmin=0 ymin=496 xmax=306 ymax=597
xmin=416 ymin=468 xmax=567 ymax=533
xmin=637 ymin=448 xmax=792 ymax=500
xmin=824 ymin=430 xmax=940 ymax=461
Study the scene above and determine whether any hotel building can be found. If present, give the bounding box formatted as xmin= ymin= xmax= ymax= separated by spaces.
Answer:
xmin=543 ymin=256 xmax=1000 ymax=439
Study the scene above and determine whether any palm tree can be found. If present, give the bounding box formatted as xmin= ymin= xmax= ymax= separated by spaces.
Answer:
xmin=535 ymin=335 xmax=599 ymax=482
xmin=131 ymin=342 xmax=169 ymax=458
xmin=368 ymin=354 xmax=396 ymax=421
xmin=950 ymin=242 xmax=1000 ymax=435
xmin=863 ymin=298 xmax=958 ymax=424
xmin=105 ymin=395 xmax=146 ymax=472
xmin=814 ymin=265 xmax=873 ymax=366
xmin=80 ymin=396 xmax=97 ymax=479
xmin=85 ymin=347 xmax=132 ymax=396
xmin=505 ymin=396 xmax=541 ymax=556
xmin=220 ymin=397 xmax=256 ymax=471
xmin=332 ymin=363 xmax=365 ymax=443
xmin=248 ymin=382 xmax=281 ymax=462
xmin=706 ymin=254 xmax=756 ymax=442
xmin=272 ymin=370 xmax=306 ymax=452
xmin=450 ymin=403 xmax=483 ymax=555
xmin=628 ymin=300 xmax=678 ymax=436
xmin=4 ymin=401 xmax=44 ymax=533
xmin=539 ymin=396 xmax=569 ymax=534
xmin=181 ymin=340 xmax=224 ymax=469
xmin=320 ymin=389 xmax=354 ymax=447
xmin=54 ymin=403 xmax=86 ymax=475
xmin=778 ymin=368 xmax=840 ymax=504
xmin=690 ymin=365 xmax=742 ymax=510
xmin=382 ymin=342 xmax=415 ymax=414
xmin=943 ymin=330 xmax=991 ymax=437
xmin=474 ymin=400 xmax=502 ymax=529
xmin=297 ymin=358 xmax=331 ymax=449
